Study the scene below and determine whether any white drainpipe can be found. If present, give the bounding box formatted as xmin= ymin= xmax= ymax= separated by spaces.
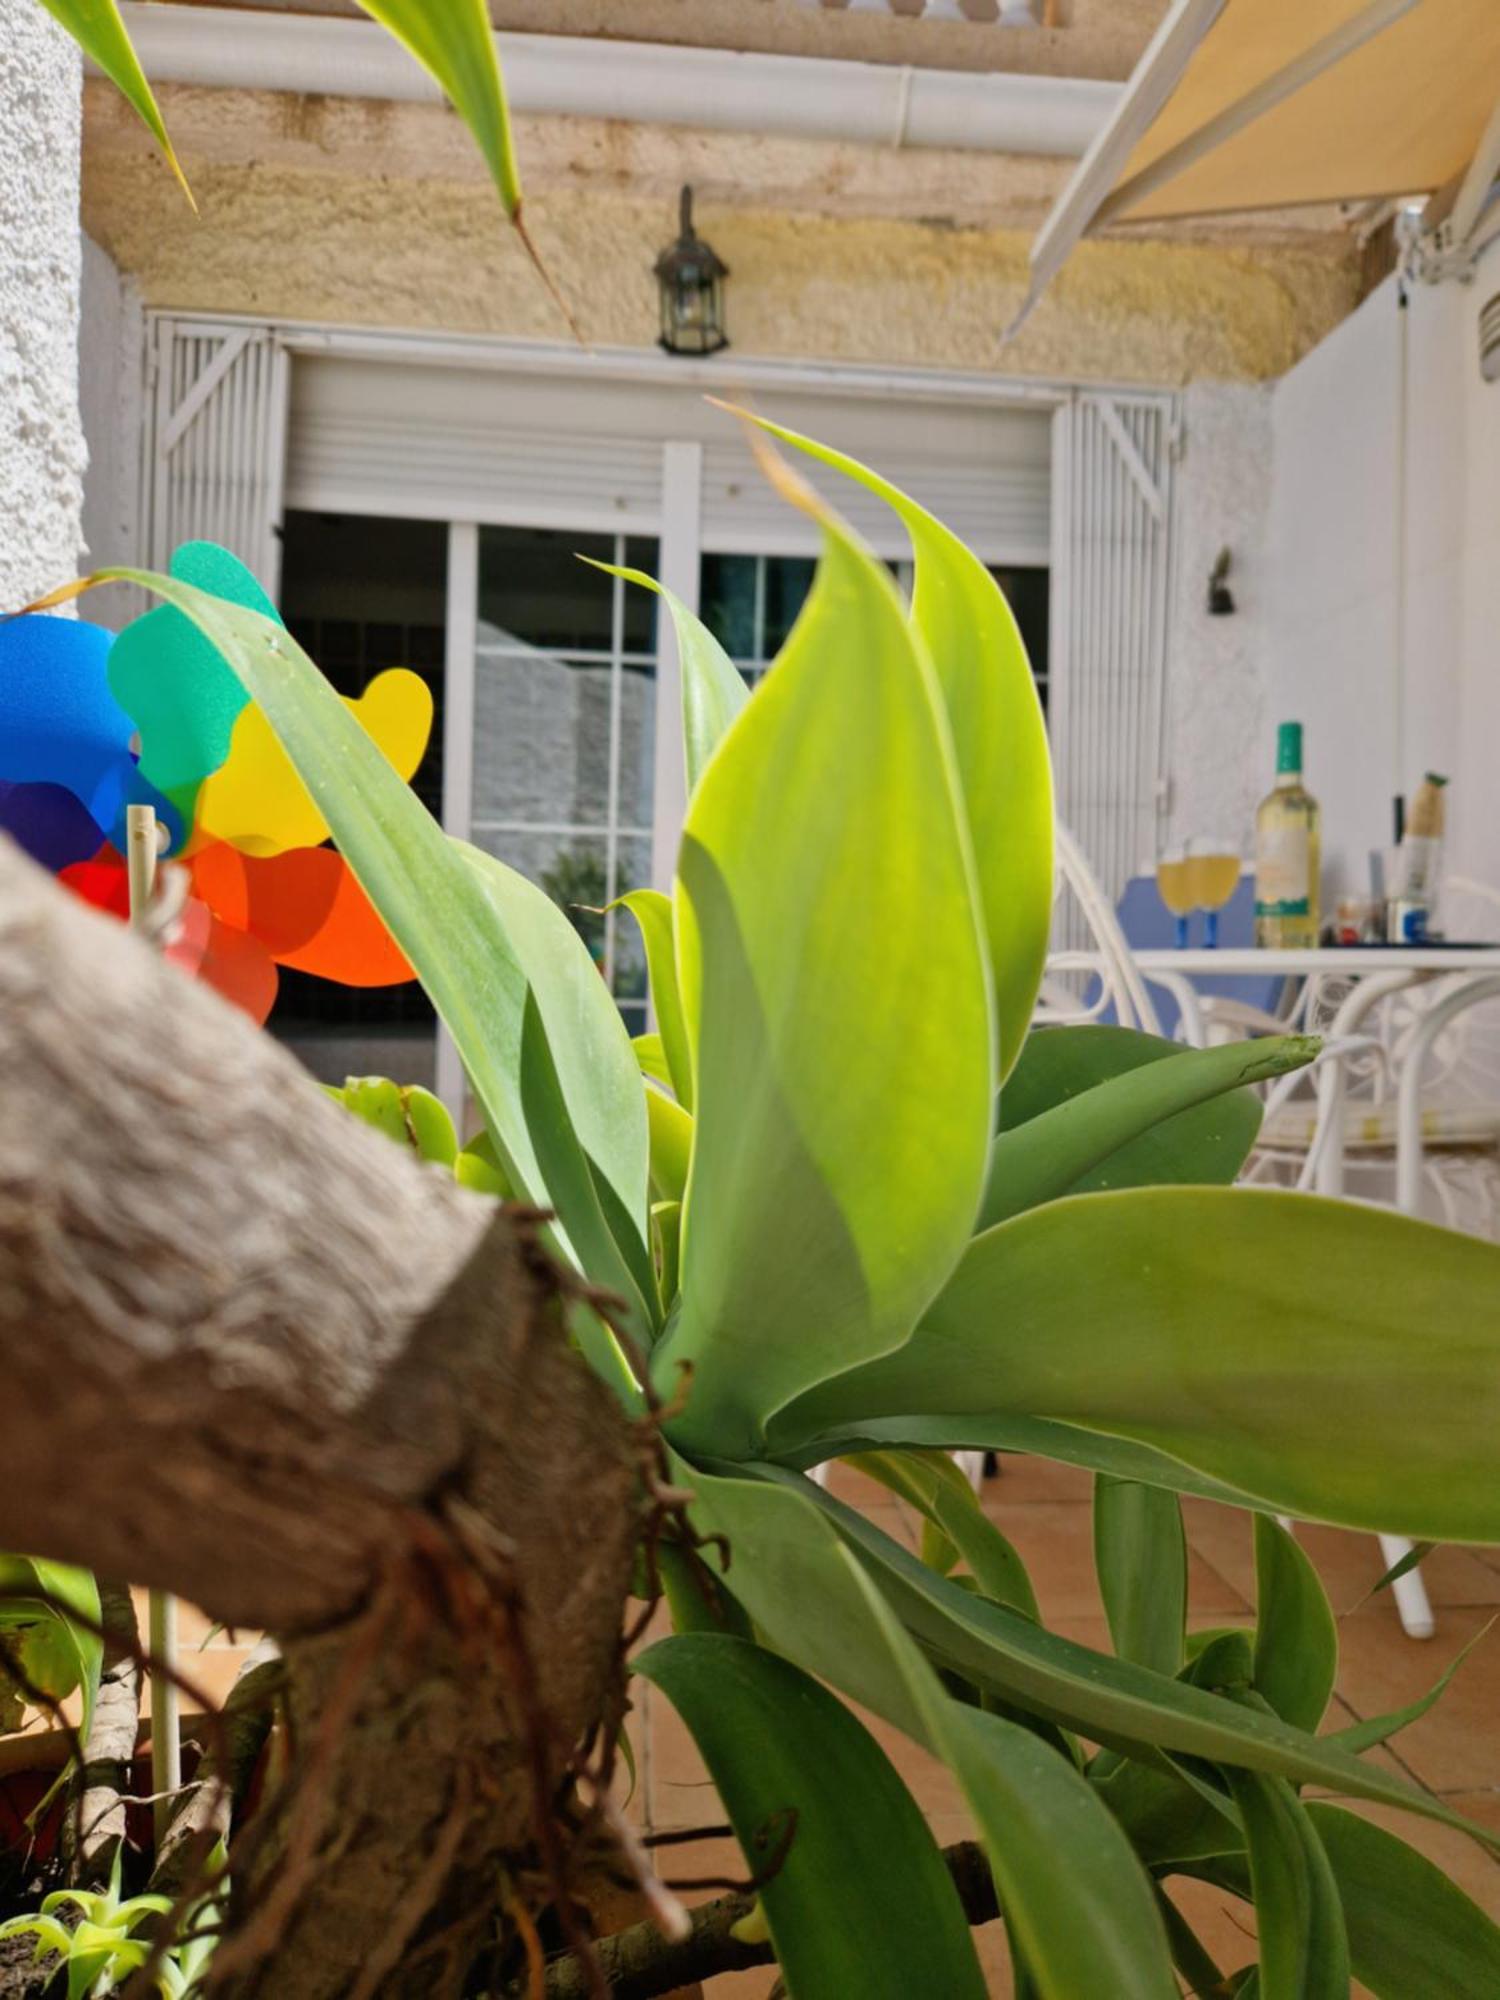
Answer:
xmin=111 ymin=3 xmax=1118 ymax=159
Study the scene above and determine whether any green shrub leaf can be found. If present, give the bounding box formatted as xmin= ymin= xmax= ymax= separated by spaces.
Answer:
xmin=614 ymin=888 xmax=694 ymax=1110
xmin=677 ymin=1460 xmax=1497 ymax=1851
xmin=355 ymin=0 xmax=521 ymax=215
xmin=724 ymin=409 xmax=1052 ymax=1083
xmin=772 ymin=1187 xmax=1500 ymax=1542
xmin=845 ymin=1562 xmax=1178 ymax=2000
xmin=37 ymin=0 xmax=193 ymax=204
xmin=982 ymin=1030 xmax=1315 ymax=1227
xmin=1094 ymin=1478 xmax=1187 ymax=1677
xmin=590 ymin=564 xmax=747 ymax=803
xmin=1225 ymin=1771 xmax=1349 ymax=1999
xmin=1308 ymin=1804 xmax=1500 ymax=1998
xmin=0 ymin=1557 xmax=102 ymax=1742
xmin=847 ymin=1450 xmax=1038 ymax=1617
xmin=655 ymin=499 xmax=992 ymax=1455
xmin=634 ymin=1633 xmax=987 ymax=2000
xmin=1253 ymin=1517 xmax=1338 ymax=1734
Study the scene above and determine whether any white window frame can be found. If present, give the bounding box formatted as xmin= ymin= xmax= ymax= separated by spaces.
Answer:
xmin=135 ymin=314 xmax=1178 ymax=1113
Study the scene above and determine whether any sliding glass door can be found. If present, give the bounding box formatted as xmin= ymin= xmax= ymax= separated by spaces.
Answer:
xmin=469 ymin=526 xmax=660 ymax=1038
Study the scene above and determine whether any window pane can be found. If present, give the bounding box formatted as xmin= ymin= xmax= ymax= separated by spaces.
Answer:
xmin=275 ymin=509 xmax=446 ymax=1085
xmin=699 ymin=553 xmax=757 ymax=659
xmin=762 ymin=557 xmax=815 ymax=655
xmin=619 ymin=658 xmax=657 ymax=832
xmin=612 ymin=834 xmax=654 ymax=1008
xmin=478 ymin=525 xmax=617 ymax=650
xmin=623 ymin=537 xmax=661 ymax=652
xmin=473 ymin=653 xmax=614 ymax=828
xmin=989 ymin=566 xmax=1050 ymax=715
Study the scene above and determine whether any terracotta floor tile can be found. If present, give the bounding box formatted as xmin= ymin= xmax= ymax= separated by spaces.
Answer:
xmin=1181 ymin=1504 xmax=1500 ymax=1623
xmin=648 ymin=1693 xmax=721 ymax=1832
xmin=983 ymin=1455 xmax=1093 ymax=1507
xmin=1332 ymin=1605 xmax=1500 ymax=1794
xmin=983 ymin=1500 xmax=1251 ymax=1630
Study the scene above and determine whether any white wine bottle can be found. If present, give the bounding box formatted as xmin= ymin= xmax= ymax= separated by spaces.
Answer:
xmin=1254 ymin=721 xmax=1321 ymax=948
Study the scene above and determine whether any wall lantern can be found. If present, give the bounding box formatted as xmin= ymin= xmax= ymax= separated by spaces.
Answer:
xmin=654 ymin=187 xmax=729 ymax=357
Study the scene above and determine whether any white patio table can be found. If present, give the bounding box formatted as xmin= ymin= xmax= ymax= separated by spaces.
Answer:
xmin=1131 ymin=944 xmax=1500 ymax=1642
xmin=1132 ymin=944 xmax=1500 ymax=1193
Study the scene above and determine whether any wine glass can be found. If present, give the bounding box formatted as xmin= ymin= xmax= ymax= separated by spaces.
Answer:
xmin=1188 ymin=838 xmax=1241 ymax=949
xmin=1156 ymin=847 xmax=1195 ymax=948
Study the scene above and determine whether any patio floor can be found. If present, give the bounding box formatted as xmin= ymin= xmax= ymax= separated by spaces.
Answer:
xmin=133 ymin=1451 xmax=1500 ymax=1995
xmin=623 ymin=1455 xmax=1500 ymax=1999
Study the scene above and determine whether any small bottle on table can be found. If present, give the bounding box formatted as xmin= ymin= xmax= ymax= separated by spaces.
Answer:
xmin=1254 ymin=720 xmax=1321 ymax=948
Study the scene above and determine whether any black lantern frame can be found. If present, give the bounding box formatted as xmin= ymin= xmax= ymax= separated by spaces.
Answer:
xmin=654 ymin=186 xmax=729 ymax=357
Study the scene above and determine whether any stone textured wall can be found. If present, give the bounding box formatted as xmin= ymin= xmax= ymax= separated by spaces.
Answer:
xmin=1 ymin=1 xmax=85 ymax=608
xmin=82 ymin=83 xmax=1362 ymax=387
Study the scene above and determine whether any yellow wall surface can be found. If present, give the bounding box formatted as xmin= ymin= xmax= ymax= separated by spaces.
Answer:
xmin=82 ymin=83 xmax=1363 ymax=387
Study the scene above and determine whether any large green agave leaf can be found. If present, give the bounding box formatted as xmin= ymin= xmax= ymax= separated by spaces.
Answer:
xmin=634 ymin=1633 xmax=987 ymax=2000
xmin=655 ymin=491 xmax=993 ymax=1456
xmin=37 ymin=0 xmax=193 ymax=203
xmin=981 ymin=1030 xmax=1315 ymax=1228
xmin=770 ymin=1186 xmax=1500 ymax=1542
xmin=1094 ymin=1478 xmax=1186 ymax=1677
xmin=1226 ymin=1770 xmax=1349 ymax=1999
xmin=589 ymin=563 xmax=748 ymax=803
xmin=846 ymin=1562 xmax=1178 ymax=2000
xmin=1299 ymin=1806 xmax=1500 ymax=1998
xmin=355 ymin=0 xmax=521 ymax=216
xmin=847 ymin=1450 xmax=1038 ymax=1617
xmin=721 ymin=408 xmax=1051 ymax=1085
xmin=676 ymin=1458 xmax=1498 ymax=1851
xmin=614 ymin=888 xmax=694 ymax=1111
xmin=781 ymin=1414 xmax=1274 ymax=1514
xmin=1252 ymin=1516 xmax=1338 ymax=1735
xmin=77 ymin=570 xmax=654 ymax=1360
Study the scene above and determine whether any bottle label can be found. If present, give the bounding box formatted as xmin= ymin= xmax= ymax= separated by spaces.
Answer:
xmin=1255 ymin=826 xmax=1311 ymax=918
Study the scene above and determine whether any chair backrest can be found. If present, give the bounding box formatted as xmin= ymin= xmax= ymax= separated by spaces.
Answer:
xmin=1049 ymin=825 xmax=1163 ymax=1037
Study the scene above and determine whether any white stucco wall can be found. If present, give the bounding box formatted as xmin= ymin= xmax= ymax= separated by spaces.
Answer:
xmin=1162 ymin=383 xmax=1272 ymax=861
xmin=1266 ymin=271 xmax=1482 ymax=901
xmin=79 ymin=233 xmax=144 ymax=600
xmin=0 ymin=1 xmax=85 ymax=607
xmin=1454 ymin=234 xmax=1500 ymax=895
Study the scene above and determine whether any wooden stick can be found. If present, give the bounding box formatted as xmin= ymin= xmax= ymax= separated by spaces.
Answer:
xmin=126 ymin=805 xmax=183 ymax=1848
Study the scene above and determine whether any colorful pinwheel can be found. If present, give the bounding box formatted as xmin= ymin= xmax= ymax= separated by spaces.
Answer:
xmin=0 ymin=542 xmax=430 ymax=1023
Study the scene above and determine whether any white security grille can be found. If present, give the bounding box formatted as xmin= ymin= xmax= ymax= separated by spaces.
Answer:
xmin=1051 ymin=389 xmax=1176 ymax=910
xmin=143 ymin=316 xmax=290 ymax=594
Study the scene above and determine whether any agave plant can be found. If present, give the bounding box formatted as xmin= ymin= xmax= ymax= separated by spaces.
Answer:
xmin=58 ymin=416 xmax=1500 ymax=1997
xmin=0 ymin=1844 xmax=223 ymax=1998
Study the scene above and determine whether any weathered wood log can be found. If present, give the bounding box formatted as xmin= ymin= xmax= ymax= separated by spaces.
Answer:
xmin=0 ymin=836 xmax=639 ymax=1998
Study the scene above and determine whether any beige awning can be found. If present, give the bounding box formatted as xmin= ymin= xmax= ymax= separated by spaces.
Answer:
xmin=1024 ymin=0 xmax=1500 ymax=315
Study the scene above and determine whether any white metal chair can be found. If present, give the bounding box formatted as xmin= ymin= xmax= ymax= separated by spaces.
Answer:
xmin=1042 ymin=824 xmax=1216 ymax=1044
xmin=1038 ymin=834 xmax=1500 ymax=1639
